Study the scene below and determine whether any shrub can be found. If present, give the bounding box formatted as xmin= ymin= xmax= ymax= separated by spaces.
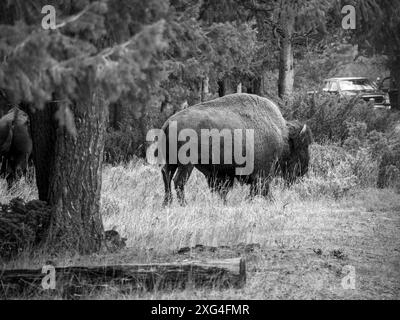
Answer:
xmin=377 ymin=124 xmax=400 ymax=190
xmin=295 ymin=143 xmax=379 ymax=199
xmin=105 ymin=103 xmax=175 ymax=164
xmin=280 ymin=91 xmax=399 ymax=144
xmin=0 ymin=198 xmax=51 ymax=258
xmin=365 ymin=130 xmax=389 ymax=159
xmin=104 ymin=128 xmax=144 ymax=164
xmin=342 ymin=122 xmax=390 ymax=160
xmin=295 ymin=174 xmax=357 ymax=200
xmin=314 ymin=143 xmax=379 ymax=188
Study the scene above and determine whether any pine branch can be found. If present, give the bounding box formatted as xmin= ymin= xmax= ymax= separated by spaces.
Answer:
xmin=3 ymin=4 xmax=95 ymax=63
xmin=240 ymin=0 xmax=275 ymax=13
xmin=54 ymin=5 xmax=91 ymax=29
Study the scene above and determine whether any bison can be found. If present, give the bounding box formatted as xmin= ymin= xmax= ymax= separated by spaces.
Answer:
xmin=0 ymin=107 xmax=32 ymax=187
xmin=158 ymin=93 xmax=312 ymax=206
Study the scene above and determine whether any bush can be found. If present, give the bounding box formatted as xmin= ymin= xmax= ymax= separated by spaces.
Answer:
xmin=292 ymin=111 xmax=400 ymax=196
xmin=295 ymin=143 xmax=379 ymax=199
xmin=0 ymin=198 xmax=51 ymax=258
xmin=377 ymin=124 xmax=400 ymax=190
xmin=104 ymin=125 xmax=148 ymax=164
xmin=295 ymin=175 xmax=357 ymax=200
xmin=279 ymin=92 xmax=399 ymax=144
xmin=343 ymin=123 xmax=389 ymax=159
xmin=105 ymin=102 xmax=175 ymax=164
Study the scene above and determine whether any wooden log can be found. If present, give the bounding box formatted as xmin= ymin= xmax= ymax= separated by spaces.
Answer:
xmin=0 ymin=258 xmax=245 ymax=297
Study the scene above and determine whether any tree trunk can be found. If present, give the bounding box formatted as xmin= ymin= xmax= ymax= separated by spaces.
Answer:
xmin=201 ymin=76 xmax=210 ymax=102
xmin=218 ymin=80 xmax=225 ymax=97
xmin=278 ymin=37 xmax=294 ymax=98
xmin=26 ymin=101 xmax=57 ymax=201
xmin=278 ymin=10 xmax=295 ymax=99
xmin=137 ymin=112 xmax=148 ymax=158
xmin=397 ymin=76 xmax=400 ymax=111
xmin=1 ymin=258 xmax=246 ymax=297
xmin=252 ymin=76 xmax=262 ymax=95
xmin=108 ymin=102 xmax=122 ymax=130
xmin=391 ymin=54 xmax=400 ymax=110
xmin=237 ymin=82 xmax=242 ymax=93
xmin=217 ymin=77 xmax=234 ymax=97
xmin=28 ymin=88 xmax=107 ymax=254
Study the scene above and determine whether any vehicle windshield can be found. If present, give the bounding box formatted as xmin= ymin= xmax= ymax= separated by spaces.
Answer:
xmin=339 ymin=79 xmax=376 ymax=91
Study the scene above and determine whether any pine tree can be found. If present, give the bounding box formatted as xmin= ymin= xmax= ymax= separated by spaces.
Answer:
xmin=0 ymin=0 xmax=167 ymax=253
xmin=241 ymin=0 xmax=336 ymax=98
xmin=0 ymin=0 xmax=258 ymax=253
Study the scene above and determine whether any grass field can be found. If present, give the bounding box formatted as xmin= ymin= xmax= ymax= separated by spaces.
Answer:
xmin=1 ymin=145 xmax=400 ymax=299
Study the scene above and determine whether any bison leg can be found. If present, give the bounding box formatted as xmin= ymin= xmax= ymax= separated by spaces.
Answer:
xmin=15 ymin=153 xmax=29 ymax=178
xmin=173 ymin=164 xmax=194 ymax=206
xmin=207 ymin=174 xmax=234 ymax=204
xmin=162 ymin=164 xmax=178 ymax=206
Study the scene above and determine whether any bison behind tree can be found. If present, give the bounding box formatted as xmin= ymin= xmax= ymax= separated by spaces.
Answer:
xmin=0 ymin=107 xmax=32 ymax=187
xmin=160 ymin=93 xmax=312 ymax=205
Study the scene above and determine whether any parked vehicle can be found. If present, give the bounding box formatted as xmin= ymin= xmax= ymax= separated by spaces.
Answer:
xmin=309 ymin=77 xmax=390 ymax=109
xmin=378 ymin=77 xmax=398 ymax=110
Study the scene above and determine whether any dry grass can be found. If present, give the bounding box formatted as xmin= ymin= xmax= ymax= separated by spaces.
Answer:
xmin=1 ymin=154 xmax=400 ymax=299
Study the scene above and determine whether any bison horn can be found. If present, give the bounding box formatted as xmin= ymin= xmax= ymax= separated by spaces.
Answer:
xmin=300 ymin=124 xmax=307 ymax=135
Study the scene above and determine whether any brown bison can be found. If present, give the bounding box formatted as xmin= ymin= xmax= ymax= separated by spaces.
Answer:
xmin=159 ymin=93 xmax=312 ymax=205
xmin=0 ymin=107 xmax=32 ymax=187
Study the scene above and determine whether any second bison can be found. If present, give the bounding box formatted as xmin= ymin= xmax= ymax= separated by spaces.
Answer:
xmin=0 ymin=107 xmax=32 ymax=187
xmin=158 ymin=93 xmax=312 ymax=205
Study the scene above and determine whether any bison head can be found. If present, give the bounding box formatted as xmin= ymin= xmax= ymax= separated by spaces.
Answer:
xmin=278 ymin=120 xmax=313 ymax=184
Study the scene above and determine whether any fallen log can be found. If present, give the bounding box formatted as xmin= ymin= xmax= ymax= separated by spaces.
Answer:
xmin=0 ymin=258 xmax=245 ymax=297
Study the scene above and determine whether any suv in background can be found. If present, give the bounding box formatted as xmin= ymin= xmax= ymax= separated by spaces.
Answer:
xmin=378 ymin=77 xmax=398 ymax=110
xmin=316 ymin=77 xmax=390 ymax=109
